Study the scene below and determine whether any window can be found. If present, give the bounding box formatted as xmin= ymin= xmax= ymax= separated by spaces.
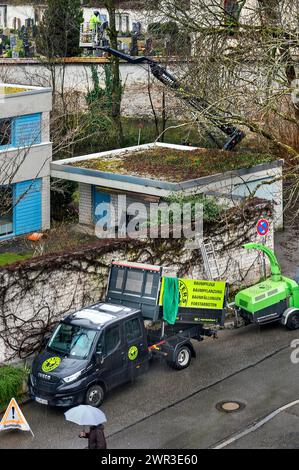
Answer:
xmin=116 ymin=13 xmax=129 ymax=34
xmin=223 ymin=0 xmax=243 ymax=24
xmin=104 ymin=325 xmax=120 ymax=355
xmin=0 ymin=119 xmax=12 ymax=147
xmin=125 ymin=317 xmax=142 ymax=342
xmin=48 ymin=323 xmax=97 ymax=360
xmin=0 ymin=186 xmax=13 ymax=237
xmin=125 ymin=270 xmax=143 ymax=293
xmin=116 ymin=269 xmax=125 ymax=290
xmin=14 ymin=114 xmax=41 ymax=147
xmin=0 ymin=6 xmax=7 ymax=28
xmin=34 ymin=6 xmax=43 ymax=25
xmin=144 ymin=273 xmax=154 ymax=296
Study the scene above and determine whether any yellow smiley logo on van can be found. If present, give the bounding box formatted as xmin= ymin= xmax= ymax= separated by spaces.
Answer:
xmin=128 ymin=346 xmax=138 ymax=361
xmin=42 ymin=357 xmax=61 ymax=373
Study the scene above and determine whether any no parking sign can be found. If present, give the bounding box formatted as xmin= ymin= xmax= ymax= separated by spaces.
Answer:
xmin=257 ymin=219 xmax=270 ymax=237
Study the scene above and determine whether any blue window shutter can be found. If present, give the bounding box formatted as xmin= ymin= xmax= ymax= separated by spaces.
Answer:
xmin=13 ymin=113 xmax=41 ymax=147
xmin=14 ymin=179 xmax=42 ymax=235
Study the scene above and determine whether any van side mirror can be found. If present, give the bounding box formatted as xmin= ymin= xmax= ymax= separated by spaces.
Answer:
xmin=96 ymin=350 xmax=104 ymax=364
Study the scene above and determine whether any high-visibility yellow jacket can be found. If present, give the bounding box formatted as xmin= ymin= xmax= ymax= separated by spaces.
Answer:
xmin=90 ymin=14 xmax=101 ymax=30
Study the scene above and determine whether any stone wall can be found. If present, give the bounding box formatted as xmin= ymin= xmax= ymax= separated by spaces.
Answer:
xmin=0 ymin=199 xmax=273 ymax=363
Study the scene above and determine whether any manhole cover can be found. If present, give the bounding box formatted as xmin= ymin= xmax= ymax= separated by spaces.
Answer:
xmin=216 ymin=401 xmax=246 ymax=413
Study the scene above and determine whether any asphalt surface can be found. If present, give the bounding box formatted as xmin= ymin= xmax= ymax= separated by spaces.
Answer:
xmin=0 ymin=323 xmax=298 ymax=449
xmin=0 ymin=230 xmax=298 ymax=449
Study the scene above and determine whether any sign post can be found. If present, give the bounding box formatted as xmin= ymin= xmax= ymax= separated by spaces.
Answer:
xmin=257 ymin=219 xmax=270 ymax=279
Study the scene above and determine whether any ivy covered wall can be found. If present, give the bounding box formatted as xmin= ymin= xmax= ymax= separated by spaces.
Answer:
xmin=0 ymin=198 xmax=273 ymax=363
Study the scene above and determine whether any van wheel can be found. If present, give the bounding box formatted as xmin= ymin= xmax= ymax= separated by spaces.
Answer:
xmin=286 ymin=312 xmax=299 ymax=330
xmin=85 ymin=384 xmax=105 ymax=407
xmin=171 ymin=345 xmax=192 ymax=370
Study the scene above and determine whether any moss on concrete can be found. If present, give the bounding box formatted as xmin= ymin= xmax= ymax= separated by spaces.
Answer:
xmin=70 ymin=147 xmax=276 ymax=182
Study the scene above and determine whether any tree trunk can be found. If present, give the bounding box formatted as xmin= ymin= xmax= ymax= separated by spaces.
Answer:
xmin=258 ymin=0 xmax=299 ymax=119
xmin=104 ymin=0 xmax=124 ymax=147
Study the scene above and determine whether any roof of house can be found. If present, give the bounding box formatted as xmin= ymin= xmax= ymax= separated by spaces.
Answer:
xmin=0 ymin=83 xmax=52 ymax=98
xmin=67 ymin=144 xmax=276 ymax=183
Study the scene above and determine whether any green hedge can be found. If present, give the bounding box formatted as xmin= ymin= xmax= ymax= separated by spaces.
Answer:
xmin=0 ymin=365 xmax=29 ymax=410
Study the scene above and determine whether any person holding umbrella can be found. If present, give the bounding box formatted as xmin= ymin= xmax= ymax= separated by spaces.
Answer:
xmin=79 ymin=424 xmax=107 ymax=449
xmin=65 ymin=405 xmax=107 ymax=449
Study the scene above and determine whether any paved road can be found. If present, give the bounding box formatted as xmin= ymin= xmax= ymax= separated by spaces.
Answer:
xmin=1 ymin=231 xmax=298 ymax=449
xmin=0 ymin=323 xmax=298 ymax=449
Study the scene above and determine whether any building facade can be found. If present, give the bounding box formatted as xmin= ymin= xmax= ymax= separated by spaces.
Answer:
xmin=0 ymin=83 xmax=52 ymax=240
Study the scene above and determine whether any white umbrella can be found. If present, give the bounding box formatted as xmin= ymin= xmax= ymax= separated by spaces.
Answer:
xmin=64 ymin=405 xmax=107 ymax=426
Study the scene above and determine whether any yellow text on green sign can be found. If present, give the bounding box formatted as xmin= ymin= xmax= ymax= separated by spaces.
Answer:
xmin=159 ymin=278 xmax=226 ymax=310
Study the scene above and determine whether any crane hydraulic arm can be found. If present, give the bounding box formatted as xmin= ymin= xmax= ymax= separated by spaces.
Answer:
xmin=100 ymin=46 xmax=245 ymax=151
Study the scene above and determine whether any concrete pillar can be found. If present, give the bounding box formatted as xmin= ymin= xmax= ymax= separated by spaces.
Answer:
xmin=79 ymin=183 xmax=92 ymax=225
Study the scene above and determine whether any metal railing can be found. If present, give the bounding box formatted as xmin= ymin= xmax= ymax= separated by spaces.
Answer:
xmin=0 ymin=222 xmax=13 ymax=237
xmin=80 ymin=22 xmax=97 ymax=47
xmin=80 ymin=22 xmax=110 ymax=49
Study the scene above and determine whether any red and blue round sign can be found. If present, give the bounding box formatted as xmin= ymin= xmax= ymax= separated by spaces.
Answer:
xmin=257 ymin=219 xmax=270 ymax=237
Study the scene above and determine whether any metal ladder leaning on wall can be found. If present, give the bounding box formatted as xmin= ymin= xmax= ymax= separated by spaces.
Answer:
xmin=200 ymin=241 xmax=220 ymax=280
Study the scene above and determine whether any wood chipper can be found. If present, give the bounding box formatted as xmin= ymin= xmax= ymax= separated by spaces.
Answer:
xmin=235 ymin=243 xmax=299 ymax=329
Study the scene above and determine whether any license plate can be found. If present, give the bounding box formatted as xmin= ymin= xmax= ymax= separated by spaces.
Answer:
xmin=35 ymin=397 xmax=48 ymax=405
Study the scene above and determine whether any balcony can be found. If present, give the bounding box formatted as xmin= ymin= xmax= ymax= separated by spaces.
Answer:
xmin=0 ymin=221 xmax=13 ymax=237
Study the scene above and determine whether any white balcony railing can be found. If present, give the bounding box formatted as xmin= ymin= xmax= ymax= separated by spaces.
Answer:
xmin=0 ymin=221 xmax=13 ymax=237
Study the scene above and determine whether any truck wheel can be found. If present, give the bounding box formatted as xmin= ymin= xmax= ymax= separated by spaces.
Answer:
xmin=171 ymin=345 xmax=192 ymax=370
xmin=286 ymin=312 xmax=299 ymax=330
xmin=85 ymin=384 xmax=105 ymax=407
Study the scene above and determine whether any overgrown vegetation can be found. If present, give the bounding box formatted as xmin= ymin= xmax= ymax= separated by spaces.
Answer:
xmin=71 ymin=147 xmax=276 ymax=182
xmin=0 ymin=365 xmax=29 ymax=410
xmin=166 ymin=193 xmax=222 ymax=223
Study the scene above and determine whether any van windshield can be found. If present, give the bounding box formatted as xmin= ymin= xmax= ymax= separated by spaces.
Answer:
xmin=48 ymin=323 xmax=97 ymax=359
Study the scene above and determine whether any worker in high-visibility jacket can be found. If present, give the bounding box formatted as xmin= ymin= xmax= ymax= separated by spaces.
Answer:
xmin=90 ymin=11 xmax=101 ymax=31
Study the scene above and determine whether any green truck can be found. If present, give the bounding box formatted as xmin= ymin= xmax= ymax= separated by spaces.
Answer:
xmin=235 ymin=243 xmax=299 ymax=329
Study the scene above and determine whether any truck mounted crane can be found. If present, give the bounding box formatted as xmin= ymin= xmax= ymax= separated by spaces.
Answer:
xmin=100 ymin=45 xmax=245 ymax=151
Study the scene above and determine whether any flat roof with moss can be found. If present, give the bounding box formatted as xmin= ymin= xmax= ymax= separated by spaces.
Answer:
xmin=68 ymin=146 xmax=276 ymax=183
xmin=0 ymin=85 xmax=30 ymax=95
xmin=0 ymin=84 xmax=52 ymax=98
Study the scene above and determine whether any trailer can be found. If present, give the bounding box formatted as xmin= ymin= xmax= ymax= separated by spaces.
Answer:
xmin=28 ymin=261 xmax=228 ymax=407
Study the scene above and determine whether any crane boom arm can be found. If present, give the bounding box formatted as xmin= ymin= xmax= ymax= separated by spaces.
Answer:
xmin=100 ymin=46 xmax=245 ymax=151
